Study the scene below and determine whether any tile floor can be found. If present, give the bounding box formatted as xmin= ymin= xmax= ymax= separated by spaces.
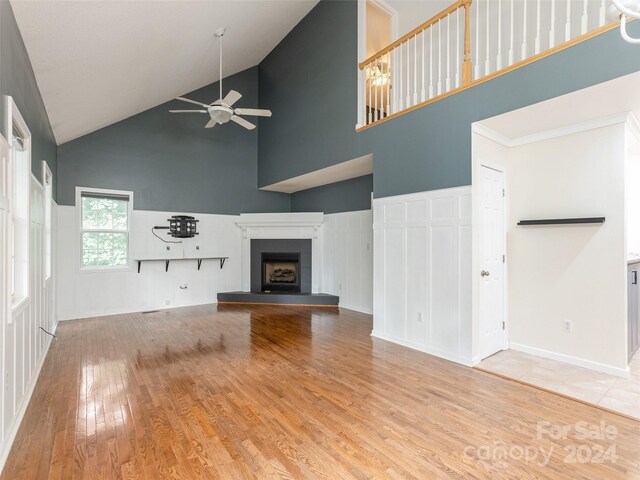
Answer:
xmin=477 ymin=349 xmax=640 ymax=419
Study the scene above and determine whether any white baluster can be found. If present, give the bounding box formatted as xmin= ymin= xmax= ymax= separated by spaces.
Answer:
xmin=399 ymin=45 xmax=403 ymax=111
xmin=414 ymin=36 xmax=418 ymax=105
xmin=497 ymin=0 xmax=503 ymax=71
xmin=549 ymin=0 xmax=556 ymax=48
xmin=406 ymin=41 xmax=410 ymax=108
xmin=565 ymin=0 xmax=572 ymax=42
xmin=522 ymin=0 xmax=528 ymax=60
xmin=368 ymin=62 xmax=372 ymax=125
xmin=509 ymin=0 xmax=515 ymax=65
xmin=386 ymin=52 xmax=391 ymax=116
xmin=485 ymin=0 xmax=490 ymax=75
xmin=438 ymin=20 xmax=443 ymax=95
xmin=456 ymin=8 xmax=461 ymax=87
xmin=421 ymin=31 xmax=426 ymax=102
xmin=599 ymin=0 xmax=606 ymax=26
xmin=475 ymin=0 xmax=480 ymax=79
xmin=374 ymin=61 xmax=379 ymax=122
xmin=535 ymin=0 xmax=542 ymax=54
xmin=581 ymin=0 xmax=589 ymax=34
xmin=429 ymin=27 xmax=434 ymax=99
xmin=446 ymin=15 xmax=451 ymax=91
xmin=362 ymin=65 xmax=367 ymax=126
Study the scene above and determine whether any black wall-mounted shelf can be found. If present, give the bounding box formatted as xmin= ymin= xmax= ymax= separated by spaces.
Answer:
xmin=135 ymin=257 xmax=228 ymax=273
xmin=517 ymin=217 xmax=605 ymax=226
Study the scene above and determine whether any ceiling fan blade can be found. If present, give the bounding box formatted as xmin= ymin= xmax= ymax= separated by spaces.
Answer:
xmin=210 ymin=99 xmax=223 ymax=106
xmin=230 ymin=115 xmax=255 ymax=130
xmin=223 ymin=90 xmax=242 ymax=107
xmin=205 ymin=119 xmax=217 ymax=128
xmin=169 ymin=110 xmax=207 ymax=113
xmin=176 ymin=97 xmax=210 ymax=108
xmin=234 ymin=108 xmax=272 ymax=117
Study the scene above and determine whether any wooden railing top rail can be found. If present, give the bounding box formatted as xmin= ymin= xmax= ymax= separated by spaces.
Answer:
xmin=358 ymin=0 xmax=470 ymax=69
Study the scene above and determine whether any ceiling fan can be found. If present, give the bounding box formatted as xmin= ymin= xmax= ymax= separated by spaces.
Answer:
xmin=169 ymin=28 xmax=272 ymax=130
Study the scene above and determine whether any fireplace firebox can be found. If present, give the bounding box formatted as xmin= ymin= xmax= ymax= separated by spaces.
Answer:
xmin=261 ymin=252 xmax=301 ymax=292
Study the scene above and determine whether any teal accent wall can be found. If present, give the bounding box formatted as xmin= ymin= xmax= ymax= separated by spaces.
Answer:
xmin=258 ymin=0 xmax=359 ymax=188
xmin=57 ymin=67 xmax=291 ymax=214
xmin=0 ymin=0 xmax=57 ymax=196
xmin=290 ymin=174 xmax=372 ymax=213
xmin=258 ymin=0 xmax=640 ymax=200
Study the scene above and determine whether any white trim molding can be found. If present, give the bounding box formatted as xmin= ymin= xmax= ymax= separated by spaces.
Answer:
xmin=510 ymin=342 xmax=630 ymax=379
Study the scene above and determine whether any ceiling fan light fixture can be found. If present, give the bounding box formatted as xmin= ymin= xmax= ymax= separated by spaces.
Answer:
xmin=168 ymin=27 xmax=272 ymax=131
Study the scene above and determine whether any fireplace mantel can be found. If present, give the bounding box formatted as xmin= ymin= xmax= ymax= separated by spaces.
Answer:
xmin=236 ymin=213 xmax=324 ymax=293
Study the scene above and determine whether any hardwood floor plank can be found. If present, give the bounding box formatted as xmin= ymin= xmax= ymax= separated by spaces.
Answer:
xmin=2 ymin=304 xmax=640 ymax=479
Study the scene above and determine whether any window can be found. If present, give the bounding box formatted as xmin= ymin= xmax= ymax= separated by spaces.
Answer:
xmin=77 ymin=187 xmax=132 ymax=270
xmin=6 ymin=98 xmax=31 ymax=309
xmin=43 ymin=162 xmax=53 ymax=280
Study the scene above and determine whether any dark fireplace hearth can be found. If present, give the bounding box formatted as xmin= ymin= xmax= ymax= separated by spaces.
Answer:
xmin=261 ymin=252 xmax=300 ymax=292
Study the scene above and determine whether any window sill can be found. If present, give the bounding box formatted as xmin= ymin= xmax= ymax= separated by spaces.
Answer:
xmin=78 ymin=265 xmax=132 ymax=274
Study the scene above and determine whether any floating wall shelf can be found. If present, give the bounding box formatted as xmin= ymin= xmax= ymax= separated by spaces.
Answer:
xmin=517 ymin=217 xmax=605 ymax=226
xmin=135 ymin=257 xmax=228 ymax=273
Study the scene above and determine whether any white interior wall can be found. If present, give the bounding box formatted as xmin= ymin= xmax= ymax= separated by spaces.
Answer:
xmin=373 ymin=187 xmax=472 ymax=365
xmin=56 ymin=207 xmax=242 ymax=320
xmin=323 ymin=210 xmax=373 ymax=314
xmin=0 ymin=176 xmax=57 ymax=472
xmin=57 ymin=208 xmax=374 ymax=320
xmin=507 ymin=124 xmax=628 ymax=374
xmin=626 ymin=120 xmax=640 ymax=257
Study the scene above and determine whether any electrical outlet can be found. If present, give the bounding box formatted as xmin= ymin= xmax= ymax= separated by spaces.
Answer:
xmin=165 ymin=300 xmax=171 ymax=306
xmin=196 ymin=245 xmax=200 ymax=250
xmin=564 ymin=320 xmax=572 ymax=332
xmin=166 ymin=246 xmax=170 ymax=251
xmin=417 ymin=312 xmax=423 ymax=323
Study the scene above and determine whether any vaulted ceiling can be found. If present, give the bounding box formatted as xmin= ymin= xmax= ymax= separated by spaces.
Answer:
xmin=10 ymin=0 xmax=318 ymax=145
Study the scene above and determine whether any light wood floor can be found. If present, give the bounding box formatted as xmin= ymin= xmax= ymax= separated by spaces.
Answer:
xmin=2 ymin=304 xmax=640 ymax=479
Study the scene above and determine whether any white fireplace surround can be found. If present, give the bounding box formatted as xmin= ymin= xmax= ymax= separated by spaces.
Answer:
xmin=236 ymin=213 xmax=324 ymax=293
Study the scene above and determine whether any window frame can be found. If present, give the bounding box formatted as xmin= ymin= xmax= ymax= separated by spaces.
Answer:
xmin=5 ymin=95 xmax=31 ymax=316
xmin=75 ymin=186 xmax=133 ymax=273
xmin=43 ymin=161 xmax=53 ymax=282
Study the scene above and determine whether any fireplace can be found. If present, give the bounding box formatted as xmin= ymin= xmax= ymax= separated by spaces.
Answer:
xmin=261 ymin=252 xmax=300 ymax=292
xmin=250 ymin=239 xmax=311 ymax=294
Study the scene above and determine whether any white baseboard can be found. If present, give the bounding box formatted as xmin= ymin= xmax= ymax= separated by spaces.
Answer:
xmin=0 ymin=336 xmax=53 ymax=474
xmin=57 ymin=300 xmax=220 ymax=321
xmin=371 ymin=331 xmax=474 ymax=367
xmin=339 ymin=304 xmax=373 ymax=315
xmin=510 ymin=342 xmax=630 ymax=379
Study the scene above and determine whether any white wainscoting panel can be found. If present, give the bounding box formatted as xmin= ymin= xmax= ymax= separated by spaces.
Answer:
xmin=322 ymin=210 xmax=373 ymax=314
xmin=56 ymin=207 xmax=241 ymax=321
xmin=1 ymin=176 xmax=57 ymax=473
xmin=373 ymin=187 xmax=473 ymax=366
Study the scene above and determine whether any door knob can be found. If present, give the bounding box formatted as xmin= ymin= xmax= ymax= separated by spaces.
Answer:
xmin=481 ymin=270 xmax=490 ymax=277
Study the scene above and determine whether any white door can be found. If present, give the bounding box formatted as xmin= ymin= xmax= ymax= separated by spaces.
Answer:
xmin=478 ymin=164 xmax=506 ymax=360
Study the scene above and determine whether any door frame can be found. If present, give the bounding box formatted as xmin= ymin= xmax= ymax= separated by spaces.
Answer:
xmin=473 ymin=159 xmax=509 ymax=363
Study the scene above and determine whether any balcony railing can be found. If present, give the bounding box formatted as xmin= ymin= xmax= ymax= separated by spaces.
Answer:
xmin=358 ymin=0 xmax=614 ymax=130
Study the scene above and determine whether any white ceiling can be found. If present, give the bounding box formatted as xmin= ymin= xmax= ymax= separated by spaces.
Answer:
xmin=477 ymin=71 xmax=640 ymax=141
xmin=10 ymin=0 xmax=318 ymax=145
